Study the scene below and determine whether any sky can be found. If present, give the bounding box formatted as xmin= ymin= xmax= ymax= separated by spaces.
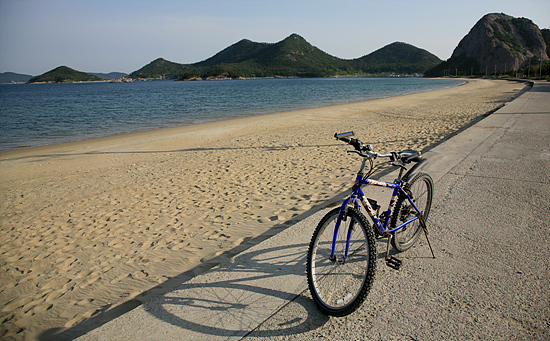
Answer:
xmin=1 ymin=0 xmax=549 ymax=76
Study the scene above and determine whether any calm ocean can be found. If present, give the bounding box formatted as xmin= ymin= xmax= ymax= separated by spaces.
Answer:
xmin=0 ymin=78 xmax=463 ymax=151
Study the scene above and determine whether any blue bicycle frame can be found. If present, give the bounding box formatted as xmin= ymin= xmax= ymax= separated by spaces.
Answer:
xmin=331 ymin=169 xmax=423 ymax=260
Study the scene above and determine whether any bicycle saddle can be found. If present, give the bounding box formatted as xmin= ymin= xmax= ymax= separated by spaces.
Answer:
xmin=397 ymin=149 xmax=422 ymax=163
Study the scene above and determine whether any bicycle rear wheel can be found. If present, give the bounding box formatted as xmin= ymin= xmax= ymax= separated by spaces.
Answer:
xmin=391 ymin=172 xmax=433 ymax=252
xmin=307 ymin=207 xmax=376 ymax=316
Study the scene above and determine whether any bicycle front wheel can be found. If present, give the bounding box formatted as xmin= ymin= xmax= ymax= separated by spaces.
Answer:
xmin=307 ymin=207 xmax=376 ymax=316
xmin=391 ymin=172 xmax=433 ymax=252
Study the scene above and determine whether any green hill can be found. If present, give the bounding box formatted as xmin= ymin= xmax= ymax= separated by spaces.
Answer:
xmin=191 ymin=34 xmax=351 ymax=78
xmin=194 ymin=38 xmax=270 ymax=67
xmin=28 ymin=66 xmax=103 ymax=83
xmin=0 ymin=72 xmax=33 ymax=84
xmin=354 ymin=42 xmax=442 ymax=74
xmin=90 ymin=72 xmax=128 ymax=79
xmin=246 ymin=34 xmax=350 ymax=77
xmin=129 ymin=58 xmax=187 ymax=79
xmin=129 ymin=34 xmax=442 ymax=80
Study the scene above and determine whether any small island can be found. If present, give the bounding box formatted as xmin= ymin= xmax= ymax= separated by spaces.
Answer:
xmin=28 ymin=66 xmax=104 ymax=83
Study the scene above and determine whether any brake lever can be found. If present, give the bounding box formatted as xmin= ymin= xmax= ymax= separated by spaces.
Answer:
xmin=347 ymin=150 xmax=372 ymax=158
xmin=390 ymin=160 xmax=407 ymax=169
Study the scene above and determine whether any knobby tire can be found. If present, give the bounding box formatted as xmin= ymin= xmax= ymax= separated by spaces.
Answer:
xmin=307 ymin=207 xmax=377 ymax=316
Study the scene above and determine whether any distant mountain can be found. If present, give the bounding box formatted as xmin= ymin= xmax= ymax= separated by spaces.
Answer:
xmin=129 ymin=58 xmax=186 ymax=79
xmin=1 ymin=71 xmax=127 ymax=84
xmin=0 ymin=72 xmax=33 ymax=84
xmin=194 ymin=38 xmax=271 ymax=67
xmin=191 ymin=33 xmax=351 ymax=78
xmin=129 ymin=34 xmax=442 ymax=79
xmin=90 ymin=72 xmax=128 ymax=79
xmin=28 ymin=66 xmax=104 ymax=83
xmin=354 ymin=42 xmax=442 ymax=74
xmin=426 ymin=13 xmax=549 ymax=77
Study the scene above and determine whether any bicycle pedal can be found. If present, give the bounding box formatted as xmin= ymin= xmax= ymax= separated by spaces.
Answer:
xmin=385 ymin=256 xmax=402 ymax=270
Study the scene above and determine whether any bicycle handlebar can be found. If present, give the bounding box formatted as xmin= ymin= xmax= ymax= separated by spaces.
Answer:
xmin=334 ymin=132 xmax=391 ymax=158
xmin=334 ymin=131 xmax=355 ymax=139
xmin=334 ymin=132 xmax=425 ymax=165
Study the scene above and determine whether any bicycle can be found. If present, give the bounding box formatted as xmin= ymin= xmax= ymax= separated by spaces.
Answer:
xmin=306 ymin=131 xmax=435 ymax=316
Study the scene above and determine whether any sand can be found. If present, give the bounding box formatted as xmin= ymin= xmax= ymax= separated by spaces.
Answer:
xmin=0 ymin=78 xmax=526 ymax=340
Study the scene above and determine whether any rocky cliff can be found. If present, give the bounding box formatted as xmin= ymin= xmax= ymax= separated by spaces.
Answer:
xmin=452 ymin=13 xmax=548 ymax=72
xmin=426 ymin=13 xmax=549 ymax=77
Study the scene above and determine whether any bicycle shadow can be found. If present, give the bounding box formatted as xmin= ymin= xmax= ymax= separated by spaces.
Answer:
xmin=137 ymin=242 xmax=330 ymax=339
xmin=39 ymin=236 xmax=330 ymax=340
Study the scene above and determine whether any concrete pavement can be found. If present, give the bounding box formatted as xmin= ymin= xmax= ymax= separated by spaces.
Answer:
xmin=67 ymin=80 xmax=549 ymax=340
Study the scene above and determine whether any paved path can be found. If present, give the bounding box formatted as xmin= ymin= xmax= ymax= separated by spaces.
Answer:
xmin=69 ymin=80 xmax=549 ymax=341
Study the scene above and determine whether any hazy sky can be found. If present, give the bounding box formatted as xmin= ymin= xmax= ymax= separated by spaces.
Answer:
xmin=1 ymin=0 xmax=549 ymax=75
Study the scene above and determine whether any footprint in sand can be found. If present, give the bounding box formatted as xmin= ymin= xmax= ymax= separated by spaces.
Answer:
xmin=1 ymin=296 xmax=34 ymax=312
xmin=18 ymin=272 xmax=40 ymax=284
xmin=110 ymin=273 xmax=130 ymax=284
xmin=41 ymin=277 xmax=71 ymax=290
xmin=156 ymin=275 xmax=169 ymax=284
xmin=132 ymin=270 xmax=149 ymax=279
xmin=210 ymin=233 xmax=230 ymax=240
xmin=170 ymin=243 xmax=185 ymax=251
xmin=202 ymin=229 xmax=216 ymax=238
xmin=64 ymin=308 xmax=99 ymax=328
xmin=55 ymin=243 xmax=76 ymax=254
xmin=232 ymin=236 xmax=251 ymax=247
xmin=80 ymin=275 xmax=101 ymax=288
xmin=32 ymin=302 xmax=53 ymax=314
xmin=107 ymin=237 xmax=125 ymax=247
xmin=44 ymin=289 xmax=64 ymax=302
xmin=54 ymin=257 xmax=78 ymax=274
xmin=127 ymin=291 xmax=141 ymax=300
xmin=141 ymin=256 xmax=165 ymax=264
xmin=75 ymin=298 xmax=94 ymax=306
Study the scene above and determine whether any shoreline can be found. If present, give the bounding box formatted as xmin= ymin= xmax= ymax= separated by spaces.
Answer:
xmin=0 ymin=78 xmax=527 ymax=340
xmin=0 ymin=79 xmax=469 ymax=167
xmin=0 ymin=77 xmax=465 ymax=153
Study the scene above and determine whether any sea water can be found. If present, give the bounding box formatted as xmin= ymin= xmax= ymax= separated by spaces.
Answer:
xmin=0 ymin=77 xmax=463 ymax=151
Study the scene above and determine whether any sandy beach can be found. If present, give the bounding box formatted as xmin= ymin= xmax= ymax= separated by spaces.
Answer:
xmin=0 ymin=78 xmax=526 ymax=340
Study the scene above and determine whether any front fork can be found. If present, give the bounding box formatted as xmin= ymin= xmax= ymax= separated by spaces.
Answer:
xmin=329 ymin=167 xmax=435 ymax=266
xmin=329 ymin=175 xmax=406 ymax=264
xmin=329 ymin=197 xmax=360 ymax=263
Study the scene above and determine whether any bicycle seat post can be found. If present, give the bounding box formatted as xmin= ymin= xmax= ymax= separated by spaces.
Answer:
xmin=396 ymin=166 xmax=406 ymax=180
